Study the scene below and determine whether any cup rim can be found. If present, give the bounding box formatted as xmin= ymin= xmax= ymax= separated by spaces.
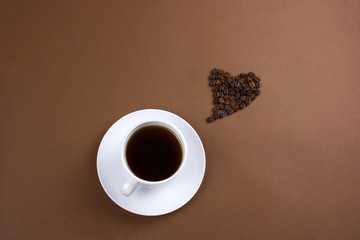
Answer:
xmin=121 ymin=120 xmax=187 ymax=185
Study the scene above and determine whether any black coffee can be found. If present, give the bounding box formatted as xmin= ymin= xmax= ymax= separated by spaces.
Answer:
xmin=126 ymin=125 xmax=183 ymax=181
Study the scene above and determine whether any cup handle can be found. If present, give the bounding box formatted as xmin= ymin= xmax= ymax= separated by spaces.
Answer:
xmin=121 ymin=177 xmax=139 ymax=196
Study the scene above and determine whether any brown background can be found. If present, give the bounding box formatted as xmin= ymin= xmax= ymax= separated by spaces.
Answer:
xmin=1 ymin=0 xmax=360 ymax=239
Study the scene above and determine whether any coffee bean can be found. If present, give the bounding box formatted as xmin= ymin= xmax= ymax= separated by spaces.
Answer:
xmin=213 ymin=106 xmax=220 ymax=111
xmin=255 ymin=89 xmax=261 ymax=95
xmin=229 ymin=90 xmax=235 ymax=96
xmin=224 ymin=100 xmax=230 ymax=105
xmin=211 ymin=68 xmax=218 ymax=74
xmin=251 ymin=94 xmax=257 ymax=100
xmin=239 ymin=102 xmax=246 ymax=109
xmin=227 ymin=109 xmax=235 ymax=115
xmin=220 ymin=92 xmax=224 ymax=98
xmin=241 ymin=90 xmax=247 ymax=95
xmin=240 ymin=73 xmax=247 ymax=79
xmin=219 ymin=98 xmax=224 ymax=104
xmin=207 ymin=116 xmax=215 ymax=122
xmin=241 ymin=83 xmax=248 ymax=88
xmin=214 ymin=111 xmax=219 ymax=119
xmin=218 ymin=103 xmax=224 ymax=110
xmin=217 ymin=69 xmax=224 ymax=76
xmin=224 ymin=104 xmax=231 ymax=110
xmin=235 ymin=92 xmax=240 ymax=99
xmin=224 ymin=89 xmax=229 ymax=95
xmin=240 ymin=95 xmax=246 ymax=101
xmin=209 ymin=80 xmax=215 ymax=86
xmin=234 ymin=75 xmax=240 ymax=81
xmin=230 ymin=96 xmax=235 ymax=101
xmin=247 ymin=90 xmax=253 ymax=96
xmin=214 ymin=91 xmax=220 ymax=98
xmin=210 ymin=74 xmax=216 ymax=80
xmin=235 ymin=82 xmax=241 ymax=88
xmin=219 ymin=85 xmax=224 ymax=91
xmin=255 ymin=81 xmax=260 ymax=88
xmin=249 ymin=81 xmax=256 ymax=88
xmin=230 ymin=101 xmax=236 ymax=107
xmin=215 ymin=79 xmax=221 ymax=85
xmin=214 ymin=97 xmax=219 ymax=104
xmin=218 ymin=110 xmax=227 ymax=118
xmin=224 ymin=95 xmax=230 ymax=100
xmin=245 ymin=96 xmax=251 ymax=105
xmin=228 ymin=76 xmax=234 ymax=82
xmin=254 ymin=76 xmax=261 ymax=82
xmin=248 ymin=72 xmax=255 ymax=78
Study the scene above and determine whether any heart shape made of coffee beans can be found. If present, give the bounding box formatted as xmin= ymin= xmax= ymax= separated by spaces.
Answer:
xmin=207 ymin=68 xmax=262 ymax=122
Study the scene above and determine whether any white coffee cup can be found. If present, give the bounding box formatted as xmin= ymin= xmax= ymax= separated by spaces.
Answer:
xmin=120 ymin=120 xmax=187 ymax=196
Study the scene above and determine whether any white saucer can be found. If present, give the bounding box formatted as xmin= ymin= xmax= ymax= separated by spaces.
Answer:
xmin=97 ymin=109 xmax=206 ymax=216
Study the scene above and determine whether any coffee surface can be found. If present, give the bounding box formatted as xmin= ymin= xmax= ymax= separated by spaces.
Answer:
xmin=126 ymin=125 xmax=183 ymax=181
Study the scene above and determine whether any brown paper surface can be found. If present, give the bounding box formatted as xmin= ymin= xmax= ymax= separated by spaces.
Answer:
xmin=1 ymin=0 xmax=360 ymax=239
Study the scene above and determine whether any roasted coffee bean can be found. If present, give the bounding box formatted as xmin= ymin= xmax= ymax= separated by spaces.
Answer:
xmin=230 ymin=101 xmax=236 ymax=107
xmin=217 ymin=69 xmax=224 ymax=76
xmin=219 ymin=85 xmax=224 ymax=91
xmin=251 ymin=94 xmax=257 ymax=100
xmin=248 ymin=72 xmax=255 ymax=78
xmin=214 ymin=111 xmax=219 ymax=119
xmin=247 ymin=90 xmax=253 ymax=96
xmin=234 ymin=75 xmax=240 ymax=81
xmin=214 ymin=91 xmax=220 ymax=98
xmin=224 ymin=95 xmax=230 ymax=100
xmin=230 ymin=82 xmax=235 ymax=88
xmin=255 ymin=81 xmax=260 ymax=88
xmin=228 ymin=76 xmax=234 ymax=82
xmin=213 ymin=106 xmax=220 ymax=111
xmin=241 ymin=90 xmax=247 ymax=95
xmin=245 ymin=96 xmax=251 ymax=105
xmin=229 ymin=90 xmax=235 ymax=96
xmin=255 ymin=89 xmax=261 ymax=95
xmin=230 ymin=96 xmax=235 ymax=101
xmin=219 ymin=98 xmax=224 ymax=104
xmin=218 ymin=110 xmax=227 ymax=118
xmin=240 ymin=95 xmax=246 ymax=101
xmin=224 ymin=104 xmax=231 ymax=110
xmin=224 ymin=100 xmax=231 ymax=105
xmin=207 ymin=116 xmax=215 ymax=122
xmin=254 ymin=76 xmax=261 ymax=82
xmin=239 ymin=102 xmax=246 ymax=109
xmin=227 ymin=109 xmax=234 ymax=115
xmin=235 ymin=92 xmax=240 ymax=99
xmin=215 ymin=79 xmax=221 ymax=85
xmin=218 ymin=103 xmax=224 ymax=110
xmin=241 ymin=83 xmax=248 ymax=88
xmin=224 ymin=89 xmax=229 ymax=95
xmin=249 ymin=81 xmax=256 ymax=88
xmin=214 ymin=97 xmax=220 ymax=104
xmin=224 ymin=72 xmax=230 ymax=78
xmin=240 ymin=73 xmax=247 ymax=79
xmin=210 ymin=74 xmax=216 ymax=80
xmin=211 ymin=68 xmax=218 ymax=74
xmin=239 ymin=78 xmax=244 ymax=84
